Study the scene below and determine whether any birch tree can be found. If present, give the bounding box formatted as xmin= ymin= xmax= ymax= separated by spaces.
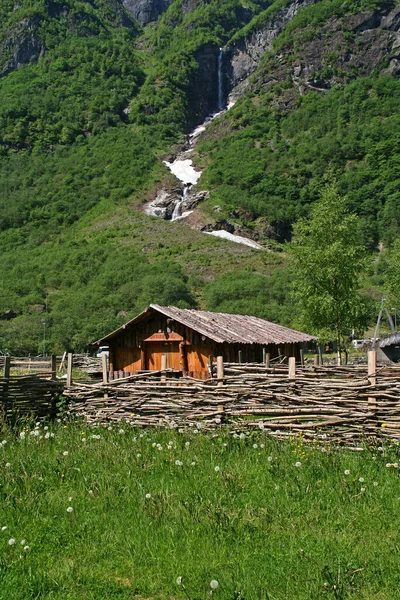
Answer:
xmin=289 ymin=183 xmax=369 ymax=359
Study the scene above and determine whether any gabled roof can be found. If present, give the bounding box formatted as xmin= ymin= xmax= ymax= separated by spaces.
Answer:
xmin=94 ymin=304 xmax=317 ymax=345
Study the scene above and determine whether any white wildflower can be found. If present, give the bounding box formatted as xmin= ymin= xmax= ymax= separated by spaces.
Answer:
xmin=191 ymin=462 xmax=196 ymax=466
xmin=1 ymin=440 xmax=6 ymax=445
xmin=253 ymin=443 xmax=258 ymax=449
xmin=185 ymin=442 xmax=190 ymax=447
xmin=66 ymin=507 xmax=73 ymax=513
xmin=361 ymin=487 xmax=366 ymax=492
xmin=344 ymin=470 xmax=350 ymax=475
xmin=210 ymin=580 xmax=219 ymax=590
xmin=19 ymin=432 xmax=25 ymax=439
xmin=119 ymin=429 xmax=125 ymax=434
xmin=137 ymin=453 xmax=141 ymax=458
xmin=5 ymin=463 xmax=11 ymax=468
xmin=88 ymin=490 xmax=94 ymax=495
xmin=373 ymin=481 xmax=378 ymax=487
xmin=175 ymin=460 xmax=183 ymax=466
xmin=359 ymin=477 xmax=365 ymax=483
xmin=8 ymin=538 xmax=15 ymax=545
xmin=45 ymin=432 xmax=50 ymax=439
xmin=1 ymin=526 xmax=7 ymax=531
xmin=295 ymin=461 xmax=302 ymax=468
xmin=214 ymin=466 xmax=220 ymax=472
xmin=268 ymin=456 xmax=273 ymax=462
xmin=63 ymin=451 xmax=68 ymax=456
xmin=44 ymin=426 xmax=48 ymax=430
xmin=50 ymin=433 xmax=55 ymax=438
xmin=176 ymin=576 xmax=182 ymax=585
xmin=82 ymin=438 xmax=86 ymax=442
xmin=145 ymin=493 xmax=151 ymax=499
xmin=23 ymin=545 xmax=30 ymax=552
xmin=386 ymin=463 xmax=392 ymax=468
xmin=258 ymin=421 xmax=265 ymax=430
xmin=260 ymin=443 xmax=265 ymax=448
xmin=20 ymin=539 xmax=26 ymax=545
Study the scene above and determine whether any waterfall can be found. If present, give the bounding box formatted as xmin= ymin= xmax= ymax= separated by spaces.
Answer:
xmin=218 ymin=48 xmax=224 ymax=111
xmin=171 ymin=200 xmax=183 ymax=221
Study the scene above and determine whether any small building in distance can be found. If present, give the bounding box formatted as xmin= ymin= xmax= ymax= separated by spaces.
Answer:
xmin=93 ymin=304 xmax=317 ymax=379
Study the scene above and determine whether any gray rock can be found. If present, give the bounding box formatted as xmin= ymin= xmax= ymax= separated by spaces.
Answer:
xmin=122 ymin=0 xmax=174 ymax=25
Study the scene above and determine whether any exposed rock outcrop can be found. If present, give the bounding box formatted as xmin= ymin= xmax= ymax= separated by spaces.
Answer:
xmin=225 ymin=0 xmax=316 ymax=100
xmin=123 ymin=0 xmax=174 ymax=24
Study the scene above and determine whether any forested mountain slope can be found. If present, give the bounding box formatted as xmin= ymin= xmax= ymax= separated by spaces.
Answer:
xmin=0 ymin=0 xmax=398 ymax=353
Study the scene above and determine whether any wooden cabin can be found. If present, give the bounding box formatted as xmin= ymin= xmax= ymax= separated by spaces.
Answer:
xmin=93 ymin=304 xmax=317 ymax=379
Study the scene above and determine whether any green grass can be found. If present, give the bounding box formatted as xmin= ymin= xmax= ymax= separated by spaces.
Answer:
xmin=1 ymin=421 xmax=400 ymax=599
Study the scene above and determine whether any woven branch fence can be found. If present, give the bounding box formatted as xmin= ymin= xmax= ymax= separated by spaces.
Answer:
xmin=63 ymin=355 xmax=400 ymax=443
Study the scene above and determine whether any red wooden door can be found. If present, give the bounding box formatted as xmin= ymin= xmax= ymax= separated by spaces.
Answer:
xmin=144 ymin=341 xmax=181 ymax=371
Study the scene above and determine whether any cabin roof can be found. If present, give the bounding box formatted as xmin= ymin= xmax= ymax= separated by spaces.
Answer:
xmin=94 ymin=304 xmax=317 ymax=346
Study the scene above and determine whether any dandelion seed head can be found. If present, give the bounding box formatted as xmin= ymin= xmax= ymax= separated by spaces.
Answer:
xmin=295 ymin=461 xmax=302 ymax=467
xmin=20 ymin=539 xmax=26 ymax=545
xmin=176 ymin=576 xmax=182 ymax=585
xmin=210 ymin=580 xmax=219 ymax=590
xmin=253 ymin=443 xmax=258 ymax=449
xmin=5 ymin=463 xmax=11 ymax=468
xmin=361 ymin=487 xmax=366 ymax=492
xmin=268 ymin=456 xmax=273 ymax=462
xmin=344 ymin=470 xmax=350 ymax=475
xmin=214 ymin=465 xmax=220 ymax=472
xmin=359 ymin=477 xmax=364 ymax=483
xmin=8 ymin=538 xmax=15 ymax=545
xmin=66 ymin=506 xmax=73 ymax=513
xmin=1 ymin=526 xmax=7 ymax=531
xmin=145 ymin=493 xmax=151 ymax=499
xmin=19 ymin=432 xmax=25 ymax=439
xmin=23 ymin=545 xmax=30 ymax=552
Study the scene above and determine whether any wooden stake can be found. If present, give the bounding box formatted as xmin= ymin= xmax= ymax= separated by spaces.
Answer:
xmin=217 ymin=356 xmax=224 ymax=414
xmin=288 ymin=356 xmax=296 ymax=381
xmin=102 ymin=353 xmax=108 ymax=385
xmin=300 ymin=349 xmax=304 ymax=367
xmin=368 ymin=350 xmax=377 ymax=416
xmin=66 ymin=353 xmax=73 ymax=388
xmin=265 ymin=353 xmax=270 ymax=368
xmin=314 ymin=354 xmax=320 ymax=367
xmin=51 ymin=355 xmax=57 ymax=380
xmin=3 ymin=356 xmax=10 ymax=415
xmin=161 ymin=354 xmax=167 ymax=384
xmin=238 ymin=350 xmax=242 ymax=364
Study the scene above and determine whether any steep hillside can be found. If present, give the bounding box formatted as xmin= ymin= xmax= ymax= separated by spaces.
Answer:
xmin=0 ymin=0 xmax=398 ymax=353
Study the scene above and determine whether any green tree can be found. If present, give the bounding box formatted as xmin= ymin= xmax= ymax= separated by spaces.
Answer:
xmin=384 ymin=237 xmax=400 ymax=309
xmin=288 ymin=183 xmax=369 ymax=359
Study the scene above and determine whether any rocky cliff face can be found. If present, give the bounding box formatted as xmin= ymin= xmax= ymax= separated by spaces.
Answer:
xmin=123 ymin=0 xmax=174 ymax=24
xmin=224 ymin=0 xmax=316 ymax=100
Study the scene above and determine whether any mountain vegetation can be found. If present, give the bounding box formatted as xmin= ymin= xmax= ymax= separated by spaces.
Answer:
xmin=0 ymin=0 xmax=399 ymax=353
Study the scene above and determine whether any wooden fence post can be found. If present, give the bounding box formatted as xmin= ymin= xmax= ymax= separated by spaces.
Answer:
xmin=217 ymin=356 xmax=224 ymax=414
xmin=3 ymin=356 xmax=11 ymax=416
xmin=318 ymin=345 xmax=324 ymax=366
xmin=314 ymin=354 xmax=320 ymax=367
xmin=288 ymin=356 xmax=296 ymax=381
xmin=66 ymin=353 xmax=73 ymax=388
xmin=265 ymin=353 xmax=270 ymax=368
xmin=161 ymin=354 xmax=167 ymax=384
xmin=262 ymin=348 xmax=266 ymax=364
xmin=300 ymin=348 xmax=304 ymax=367
xmin=368 ymin=350 xmax=377 ymax=418
xmin=238 ymin=350 xmax=242 ymax=364
xmin=51 ymin=355 xmax=57 ymax=380
xmin=102 ymin=353 xmax=108 ymax=384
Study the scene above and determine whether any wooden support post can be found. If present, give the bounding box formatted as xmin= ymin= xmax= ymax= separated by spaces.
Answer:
xmin=337 ymin=350 xmax=341 ymax=366
xmin=51 ymin=355 xmax=57 ymax=380
xmin=66 ymin=353 xmax=73 ymax=388
xmin=318 ymin=345 xmax=323 ymax=366
xmin=238 ymin=350 xmax=242 ymax=364
xmin=300 ymin=348 xmax=304 ymax=367
xmin=161 ymin=354 xmax=167 ymax=384
xmin=288 ymin=356 xmax=296 ymax=381
xmin=262 ymin=348 xmax=266 ymax=364
xmin=314 ymin=354 xmax=319 ymax=366
xmin=368 ymin=350 xmax=377 ymax=417
xmin=265 ymin=353 xmax=270 ymax=368
xmin=208 ymin=355 xmax=213 ymax=378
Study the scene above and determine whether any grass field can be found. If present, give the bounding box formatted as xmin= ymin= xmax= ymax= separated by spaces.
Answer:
xmin=1 ymin=420 xmax=400 ymax=599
